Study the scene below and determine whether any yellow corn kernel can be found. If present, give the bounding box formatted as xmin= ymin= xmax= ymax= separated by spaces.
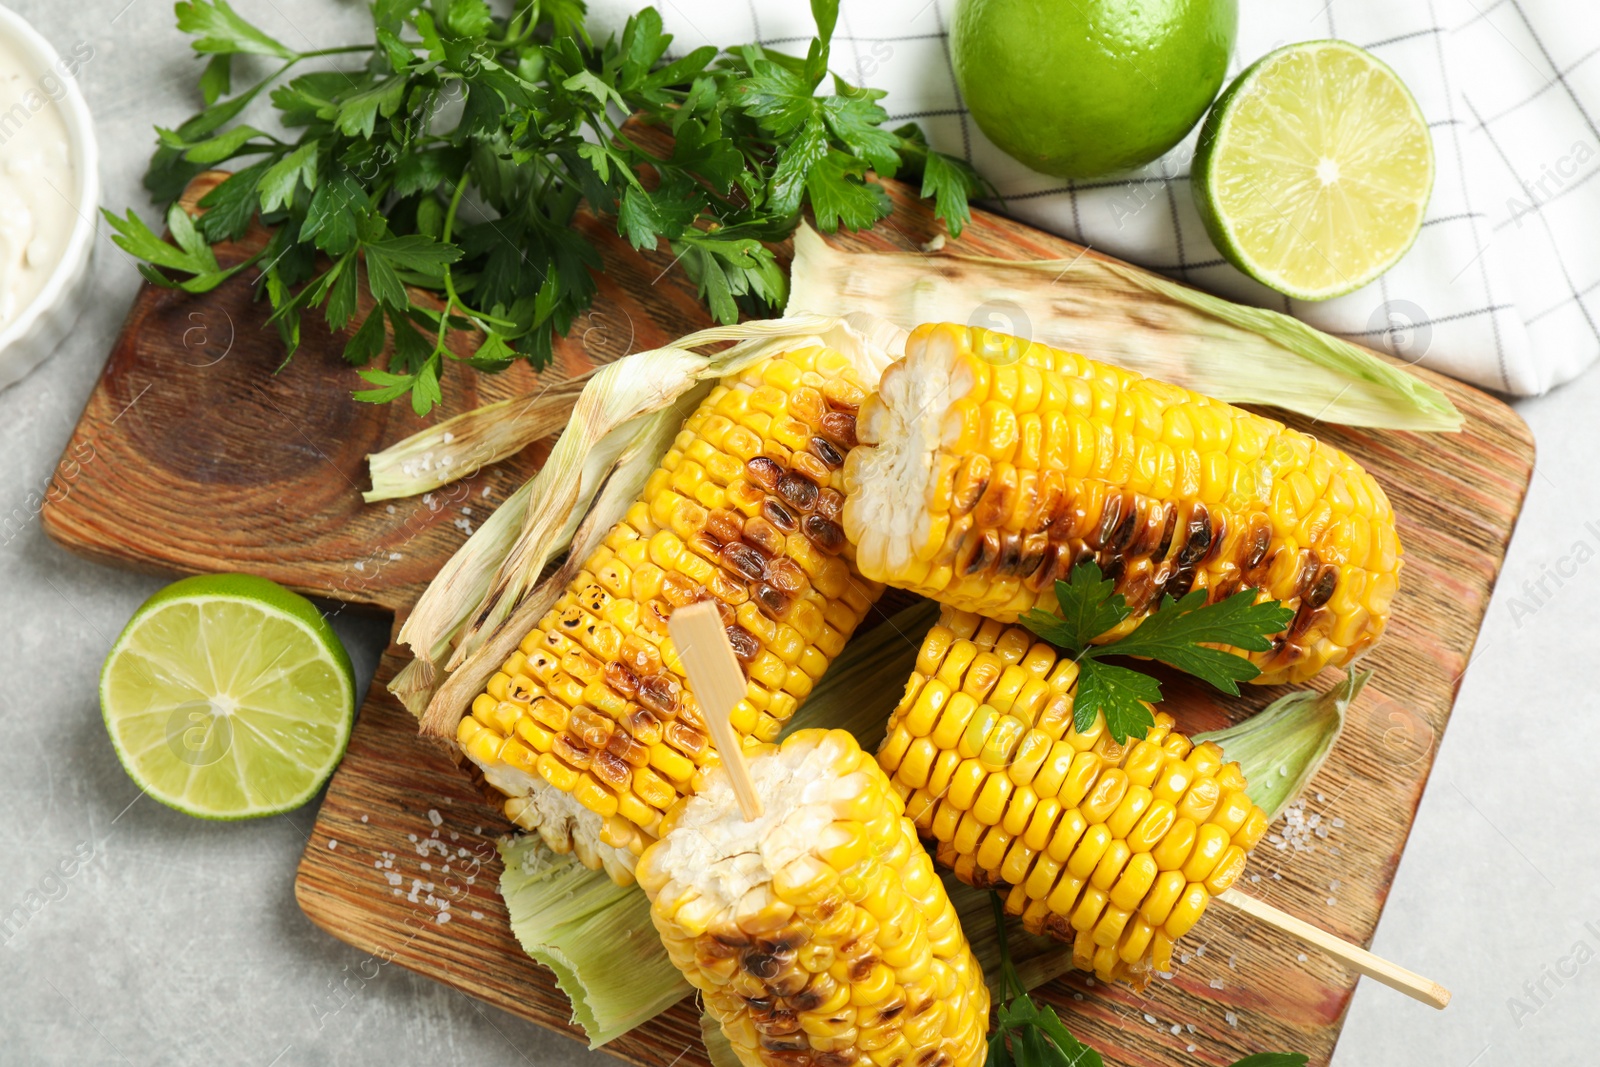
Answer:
xmin=1163 ymin=882 xmax=1210 ymax=939
xmin=1139 ymin=870 xmax=1188 ymax=927
xmin=1181 ymin=823 xmax=1232 ymax=883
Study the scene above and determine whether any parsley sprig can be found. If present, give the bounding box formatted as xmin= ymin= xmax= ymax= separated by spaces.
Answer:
xmin=988 ymin=894 xmax=1307 ymax=1067
xmin=1018 ymin=563 xmax=1295 ymax=744
xmin=107 ymin=0 xmax=984 ymax=414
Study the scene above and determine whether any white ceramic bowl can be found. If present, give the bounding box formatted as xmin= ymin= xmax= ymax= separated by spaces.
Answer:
xmin=0 ymin=5 xmax=98 ymax=392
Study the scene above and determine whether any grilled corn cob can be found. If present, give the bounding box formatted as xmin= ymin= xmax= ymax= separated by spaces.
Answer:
xmin=637 ymin=728 xmax=990 ymax=1067
xmin=842 ymin=322 xmax=1400 ymax=685
xmin=458 ymin=348 xmax=883 ymax=882
xmin=876 ymin=608 xmax=1269 ymax=988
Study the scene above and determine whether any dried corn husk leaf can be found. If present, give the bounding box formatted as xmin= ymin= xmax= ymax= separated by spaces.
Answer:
xmin=788 ymin=223 xmax=1461 ymax=431
xmin=364 ymin=373 xmax=593 ymax=502
xmin=399 ymin=314 xmax=902 ymax=733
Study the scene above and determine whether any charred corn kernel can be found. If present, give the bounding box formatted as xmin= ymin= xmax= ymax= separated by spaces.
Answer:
xmin=459 ymin=349 xmax=886 ymax=884
xmin=641 ymin=730 xmax=988 ymax=1067
xmin=845 ymin=323 xmax=1398 ymax=686
xmin=878 ymin=609 xmax=1271 ymax=989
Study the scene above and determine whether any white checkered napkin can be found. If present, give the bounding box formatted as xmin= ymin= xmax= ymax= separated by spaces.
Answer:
xmin=588 ymin=0 xmax=1600 ymax=397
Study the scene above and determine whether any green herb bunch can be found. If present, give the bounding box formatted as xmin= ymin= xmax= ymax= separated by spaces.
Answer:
xmin=106 ymin=0 xmax=983 ymax=413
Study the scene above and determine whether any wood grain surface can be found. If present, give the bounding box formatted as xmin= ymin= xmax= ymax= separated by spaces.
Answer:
xmin=41 ymin=170 xmax=1534 ymax=1067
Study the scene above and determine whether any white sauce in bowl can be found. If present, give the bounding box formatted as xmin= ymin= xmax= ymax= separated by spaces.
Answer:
xmin=0 ymin=34 xmax=77 ymax=329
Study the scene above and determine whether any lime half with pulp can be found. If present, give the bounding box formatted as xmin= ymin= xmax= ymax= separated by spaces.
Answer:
xmin=1192 ymin=40 xmax=1434 ymax=300
xmin=99 ymin=574 xmax=356 ymax=819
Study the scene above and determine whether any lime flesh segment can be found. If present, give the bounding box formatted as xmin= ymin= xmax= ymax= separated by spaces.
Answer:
xmin=100 ymin=575 xmax=355 ymax=820
xmin=1194 ymin=40 xmax=1434 ymax=300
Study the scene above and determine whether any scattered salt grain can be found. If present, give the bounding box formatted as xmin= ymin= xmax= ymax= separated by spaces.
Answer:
xmin=385 ymin=873 xmax=401 ymax=886
xmin=1330 ymin=879 xmax=1341 ymax=891
xmin=1316 ymin=792 xmax=1325 ymax=803
xmin=450 ymin=832 xmax=458 ymax=842
xmin=408 ymin=833 xmax=418 ymax=842
xmin=1072 ymin=993 xmax=1083 ymax=1001
xmin=1208 ymin=978 xmax=1224 ymax=991
xmin=328 ymin=840 xmax=337 ymax=849
xmin=1187 ymin=1045 xmax=1197 ymax=1053
xmin=388 ymin=553 xmax=401 ymax=562
xmin=442 ymin=432 xmax=455 ymax=444
xmin=1225 ymin=1012 xmax=1238 ymax=1028
xmin=386 ymin=504 xmax=396 ymax=514
xmin=461 ymin=507 xmax=472 ymax=517
xmin=1297 ymin=953 xmax=1308 ymax=962
xmin=1170 ymin=1024 xmax=1181 ymax=1035
xmin=480 ymin=487 xmax=490 ymax=498
xmin=1327 ymin=897 xmax=1337 ymax=906
xmin=436 ymin=912 xmax=451 ymax=925
xmin=1186 ymin=1024 xmax=1197 ymax=1034
xmin=1143 ymin=1013 xmax=1157 ymax=1025
xmin=471 ymin=911 xmax=483 ymax=920
xmin=354 ymin=562 xmax=364 ymax=572
xmin=421 ymin=862 xmax=431 ymax=871
xmin=1331 ymin=817 xmax=1345 ymax=829
xmin=428 ymin=809 xmax=443 ymax=827
xmin=360 ymin=814 xmax=369 ymax=823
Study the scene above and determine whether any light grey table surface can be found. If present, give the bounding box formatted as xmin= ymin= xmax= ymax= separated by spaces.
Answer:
xmin=2 ymin=3 xmax=1595 ymax=1066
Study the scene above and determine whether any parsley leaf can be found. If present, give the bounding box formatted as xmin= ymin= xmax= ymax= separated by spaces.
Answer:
xmin=175 ymin=0 xmax=294 ymax=59
xmin=1019 ymin=562 xmax=1294 ymax=742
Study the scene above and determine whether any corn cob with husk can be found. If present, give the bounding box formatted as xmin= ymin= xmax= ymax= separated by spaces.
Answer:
xmin=876 ymin=607 xmax=1270 ymax=988
xmin=637 ymin=728 xmax=990 ymax=1067
xmin=842 ymin=322 xmax=1401 ymax=685
xmin=456 ymin=343 xmax=885 ymax=883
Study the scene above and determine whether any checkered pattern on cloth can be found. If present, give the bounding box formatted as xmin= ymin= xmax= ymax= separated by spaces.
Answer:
xmin=588 ymin=0 xmax=1600 ymax=397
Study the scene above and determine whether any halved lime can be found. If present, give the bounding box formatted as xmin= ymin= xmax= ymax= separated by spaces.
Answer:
xmin=99 ymin=574 xmax=356 ymax=820
xmin=1192 ymin=40 xmax=1434 ymax=300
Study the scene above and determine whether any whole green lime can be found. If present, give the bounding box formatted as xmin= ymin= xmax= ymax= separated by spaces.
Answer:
xmin=951 ymin=0 xmax=1237 ymax=179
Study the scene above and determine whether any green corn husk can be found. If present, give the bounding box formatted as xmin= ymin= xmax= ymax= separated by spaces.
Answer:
xmin=497 ymin=834 xmax=691 ymax=1048
xmin=1197 ymin=668 xmax=1371 ymax=820
xmin=787 ymin=223 xmax=1461 ymax=431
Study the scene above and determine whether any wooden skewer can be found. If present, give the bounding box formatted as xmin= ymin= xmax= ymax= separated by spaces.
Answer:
xmin=670 ymin=601 xmax=1452 ymax=1007
xmin=1218 ymin=889 xmax=1450 ymax=1009
xmin=668 ymin=600 xmax=763 ymax=821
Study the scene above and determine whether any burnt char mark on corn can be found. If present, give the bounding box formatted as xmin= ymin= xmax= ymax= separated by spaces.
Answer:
xmin=456 ymin=349 xmax=884 ymax=880
xmin=875 ymin=609 xmax=1271 ymax=991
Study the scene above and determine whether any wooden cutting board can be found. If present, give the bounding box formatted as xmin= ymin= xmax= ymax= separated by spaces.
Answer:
xmin=42 ymin=172 xmax=1534 ymax=1067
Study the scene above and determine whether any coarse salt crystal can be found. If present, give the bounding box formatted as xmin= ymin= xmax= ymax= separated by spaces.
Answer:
xmin=354 ymin=562 xmax=364 ymax=572
xmin=360 ymin=814 xmax=369 ymax=823
xmin=421 ymin=862 xmax=431 ymax=871
xmin=1170 ymin=1024 xmax=1181 ymax=1035
xmin=1225 ymin=1012 xmax=1238 ymax=1027
xmin=1143 ymin=1013 xmax=1157 ymax=1025
xmin=1187 ymin=1044 xmax=1197 ymax=1053
xmin=389 ymin=553 xmax=401 ymax=561
xmin=436 ymin=912 xmax=451 ymax=925
xmin=1297 ymin=953 xmax=1308 ymax=962
xmin=428 ymin=809 xmax=443 ymax=827
xmin=442 ymin=432 xmax=455 ymax=444
xmin=328 ymin=840 xmax=337 ymax=849
xmin=471 ymin=911 xmax=483 ymax=920
xmin=1208 ymin=978 xmax=1224 ymax=990
xmin=386 ymin=504 xmax=396 ymax=514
